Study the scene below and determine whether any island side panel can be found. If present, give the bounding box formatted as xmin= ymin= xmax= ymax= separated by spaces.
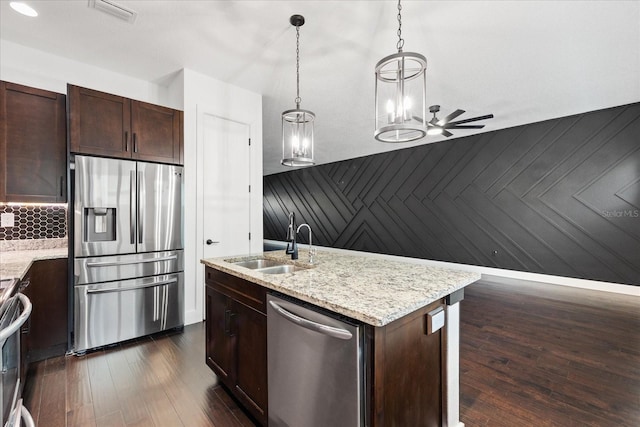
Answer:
xmin=368 ymin=298 xmax=446 ymax=427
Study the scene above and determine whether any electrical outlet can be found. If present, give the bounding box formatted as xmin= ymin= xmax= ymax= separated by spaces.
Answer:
xmin=1 ymin=213 xmax=15 ymax=228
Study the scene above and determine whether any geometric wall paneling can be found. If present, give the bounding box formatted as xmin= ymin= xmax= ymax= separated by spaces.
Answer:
xmin=263 ymin=103 xmax=640 ymax=285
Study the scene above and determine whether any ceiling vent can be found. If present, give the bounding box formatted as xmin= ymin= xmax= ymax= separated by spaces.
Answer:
xmin=88 ymin=0 xmax=137 ymax=24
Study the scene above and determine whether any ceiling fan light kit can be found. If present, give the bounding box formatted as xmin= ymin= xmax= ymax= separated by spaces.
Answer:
xmin=281 ymin=14 xmax=315 ymax=167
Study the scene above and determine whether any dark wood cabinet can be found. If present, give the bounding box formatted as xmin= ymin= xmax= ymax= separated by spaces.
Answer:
xmin=68 ymin=84 xmax=183 ymax=165
xmin=365 ymin=298 xmax=445 ymax=427
xmin=205 ymin=286 xmax=235 ymax=381
xmin=21 ymin=258 xmax=69 ymax=362
xmin=0 ymin=81 xmax=67 ymax=202
xmin=205 ymin=267 xmax=268 ymax=426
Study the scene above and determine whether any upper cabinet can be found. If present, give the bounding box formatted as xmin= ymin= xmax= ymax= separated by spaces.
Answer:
xmin=0 ymin=81 xmax=67 ymax=203
xmin=68 ymin=84 xmax=183 ymax=165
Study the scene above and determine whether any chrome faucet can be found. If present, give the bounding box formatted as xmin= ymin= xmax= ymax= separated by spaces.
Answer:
xmin=296 ymin=223 xmax=316 ymax=264
xmin=285 ymin=212 xmax=298 ymax=260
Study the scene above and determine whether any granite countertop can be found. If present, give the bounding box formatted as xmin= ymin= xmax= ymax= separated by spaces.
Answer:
xmin=201 ymin=249 xmax=480 ymax=327
xmin=0 ymin=244 xmax=68 ymax=281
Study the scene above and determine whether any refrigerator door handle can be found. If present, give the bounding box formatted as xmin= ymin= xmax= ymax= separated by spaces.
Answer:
xmin=138 ymin=171 xmax=144 ymax=244
xmin=85 ymin=255 xmax=178 ymax=268
xmin=86 ymin=279 xmax=178 ymax=294
xmin=153 ymin=286 xmax=158 ymax=321
xmin=162 ymin=285 xmax=169 ymax=330
xmin=268 ymin=300 xmax=353 ymax=340
xmin=130 ymin=170 xmax=136 ymax=245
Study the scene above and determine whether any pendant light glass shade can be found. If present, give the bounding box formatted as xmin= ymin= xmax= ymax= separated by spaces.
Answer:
xmin=281 ymin=14 xmax=315 ymax=167
xmin=374 ymin=0 xmax=428 ymax=143
xmin=281 ymin=108 xmax=315 ymax=166
xmin=374 ymin=51 xmax=427 ymax=142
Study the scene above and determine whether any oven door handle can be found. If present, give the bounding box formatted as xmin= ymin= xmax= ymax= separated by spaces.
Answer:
xmin=20 ymin=402 xmax=35 ymax=427
xmin=7 ymin=399 xmax=35 ymax=427
xmin=0 ymin=293 xmax=32 ymax=343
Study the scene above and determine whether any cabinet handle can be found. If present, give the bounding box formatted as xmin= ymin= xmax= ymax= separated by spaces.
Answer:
xmin=133 ymin=133 xmax=138 ymax=153
xmin=224 ymin=309 xmax=231 ymax=335
xmin=224 ymin=309 xmax=236 ymax=337
xmin=59 ymin=176 xmax=64 ymax=197
xmin=125 ymin=131 xmax=129 ymax=152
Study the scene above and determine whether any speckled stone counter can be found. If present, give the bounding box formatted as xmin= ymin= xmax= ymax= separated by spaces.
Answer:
xmin=0 ymin=246 xmax=68 ymax=280
xmin=201 ymin=249 xmax=480 ymax=326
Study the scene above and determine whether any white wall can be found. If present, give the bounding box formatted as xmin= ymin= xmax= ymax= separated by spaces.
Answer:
xmin=0 ymin=39 xmax=182 ymax=109
xmin=1 ymin=41 xmax=263 ymax=326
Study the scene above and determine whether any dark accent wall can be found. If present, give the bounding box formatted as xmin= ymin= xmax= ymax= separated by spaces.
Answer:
xmin=263 ymin=103 xmax=640 ymax=286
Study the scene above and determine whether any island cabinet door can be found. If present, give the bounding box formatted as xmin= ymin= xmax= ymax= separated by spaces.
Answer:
xmin=234 ymin=301 xmax=268 ymax=426
xmin=205 ymin=286 xmax=235 ymax=382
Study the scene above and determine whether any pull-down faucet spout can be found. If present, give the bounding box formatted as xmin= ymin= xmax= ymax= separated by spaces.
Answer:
xmin=296 ymin=223 xmax=316 ymax=264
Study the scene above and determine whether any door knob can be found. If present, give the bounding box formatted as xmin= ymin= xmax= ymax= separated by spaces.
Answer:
xmin=206 ymin=239 xmax=219 ymax=245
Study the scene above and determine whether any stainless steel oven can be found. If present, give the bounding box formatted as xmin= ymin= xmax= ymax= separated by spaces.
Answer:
xmin=0 ymin=279 xmax=34 ymax=427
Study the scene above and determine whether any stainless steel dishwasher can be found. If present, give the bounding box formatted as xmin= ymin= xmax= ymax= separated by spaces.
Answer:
xmin=267 ymin=294 xmax=363 ymax=427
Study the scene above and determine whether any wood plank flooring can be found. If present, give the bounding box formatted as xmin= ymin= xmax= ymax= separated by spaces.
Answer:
xmin=23 ymin=324 xmax=256 ymax=427
xmin=24 ymin=279 xmax=640 ymax=426
xmin=460 ymin=279 xmax=640 ymax=427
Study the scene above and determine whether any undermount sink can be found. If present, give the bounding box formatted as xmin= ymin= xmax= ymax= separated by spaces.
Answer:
xmin=227 ymin=257 xmax=309 ymax=274
xmin=230 ymin=258 xmax=284 ymax=270
xmin=255 ymin=264 xmax=306 ymax=274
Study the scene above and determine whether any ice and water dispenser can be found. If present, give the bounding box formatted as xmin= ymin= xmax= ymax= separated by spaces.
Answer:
xmin=83 ymin=207 xmax=116 ymax=242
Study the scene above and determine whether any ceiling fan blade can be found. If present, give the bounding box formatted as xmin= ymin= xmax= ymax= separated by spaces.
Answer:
xmin=447 ymin=113 xmax=494 ymax=126
xmin=412 ymin=116 xmax=425 ymax=123
xmin=444 ymin=124 xmax=485 ymax=129
xmin=442 ymin=129 xmax=453 ymax=137
xmin=437 ymin=109 xmax=465 ymax=126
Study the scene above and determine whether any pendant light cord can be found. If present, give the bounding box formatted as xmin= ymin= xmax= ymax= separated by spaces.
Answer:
xmin=295 ymin=25 xmax=301 ymax=108
xmin=396 ymin=0 xmax=404 ymax=52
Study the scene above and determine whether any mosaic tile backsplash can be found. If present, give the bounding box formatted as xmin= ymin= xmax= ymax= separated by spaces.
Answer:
xmin=0 ymin=205 xmax=67 ymax=240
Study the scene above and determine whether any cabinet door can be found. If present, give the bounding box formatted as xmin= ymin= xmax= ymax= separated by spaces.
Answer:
xmin=68 ymin=84 xmax=131 ymax=158
xmin=0 ymin=81 xmax=67 ymax=202
xmin=205 ymin=286 xmax=235 ymax=382
xmin=234 ymin=301 xmax=268 ymax=426
xmin=21 ymin=258 xmax=68 ymax=361
xmin=131 ymin=100 xmax=182 ymax=164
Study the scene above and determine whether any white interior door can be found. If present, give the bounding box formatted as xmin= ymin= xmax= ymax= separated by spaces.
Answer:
xmin=201 ymin=114 xmax=251 ymax=259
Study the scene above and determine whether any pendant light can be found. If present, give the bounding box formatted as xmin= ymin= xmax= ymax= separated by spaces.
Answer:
xmin=374 ymin=0 xmax=427 ymax=143
xmin=281 ymin=15 xmax=315 ymax=167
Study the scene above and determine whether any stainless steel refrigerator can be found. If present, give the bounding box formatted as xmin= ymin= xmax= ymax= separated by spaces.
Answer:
xmin=72 ymin=155 xmax=184 ymax=353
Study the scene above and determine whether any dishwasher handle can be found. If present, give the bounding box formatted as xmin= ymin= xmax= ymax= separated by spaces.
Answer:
xmin=268 ymin=300 xmax=353 ymax=340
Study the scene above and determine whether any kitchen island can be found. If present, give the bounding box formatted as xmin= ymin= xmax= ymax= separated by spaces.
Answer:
xmin=202 ymin=248 xmax=480 ymax=427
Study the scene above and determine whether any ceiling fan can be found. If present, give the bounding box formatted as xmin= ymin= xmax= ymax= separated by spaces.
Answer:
xmin=414 ymin=105 xmax=494 ymax=138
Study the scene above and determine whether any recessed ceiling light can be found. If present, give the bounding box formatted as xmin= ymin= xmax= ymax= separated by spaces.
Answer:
xmin=9 ymin=2 xmax=38 ymax=17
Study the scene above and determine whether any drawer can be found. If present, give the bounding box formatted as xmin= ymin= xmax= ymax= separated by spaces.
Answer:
xmin=206 ymin=267 xmax=266 ymax=314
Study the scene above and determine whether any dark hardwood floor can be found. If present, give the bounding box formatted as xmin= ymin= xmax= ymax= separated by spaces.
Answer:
xmin=24 ymin=279 xmax=639 ymax=426
xmin=460 ymin=279 xmax=640 ymax=427
xmin=23 ymin=324 xmax=256 ymax=427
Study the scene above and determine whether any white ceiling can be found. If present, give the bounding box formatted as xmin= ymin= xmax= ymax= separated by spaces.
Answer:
xmin=1 ymin=1 xmax=639 ymax=175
